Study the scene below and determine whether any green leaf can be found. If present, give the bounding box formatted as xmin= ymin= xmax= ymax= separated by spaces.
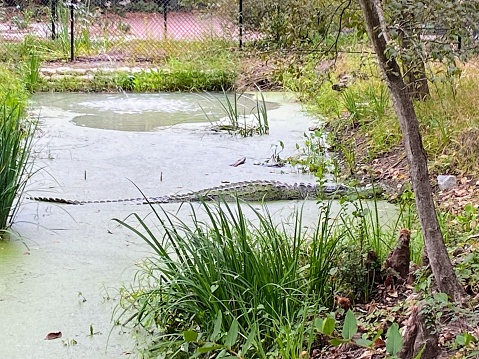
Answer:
xmin=313 ymin=318 xmax=323 ymax=331
xmin=330 ymin=338 xmax=347 ymax=346
xmin=342 ymin=310 xmax=358 ymax=340
xmin=322 ymin=316 xmax=336 ymax=336
xmin=211 ymin=311 xmax=223 ymax=341
xmin=456 ymin=334 xmax=466 ymax=346
xmin=414 ymin=344 xmax=426 ymax=359
xmin=224 ymin=319 xmax=239 ymax=349
xmin=241 ymin=325 xmax=256 ymax=353
xmin=386 ymin=323 xmax=403 ymax=355
xmin=216 ymin=349 xmax=227 ymax=358
xmin=183 ymin=330 xmax=198 ymax=343
xmin=455 ymin=332 xmax=477 ymax=347
xmin=198 ymin=343 xmax=223 ymax=353
xmin=355 ymin=338 xmax=373 ymax=347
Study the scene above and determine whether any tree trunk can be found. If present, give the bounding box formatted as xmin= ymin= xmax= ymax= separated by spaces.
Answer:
xmin=403 ymin=55 xmax=430 ymax=100
xmin=357 ymin=0 xmax=465 ymax=302
xmin=399 ymin=305 xmax=439 ymax=359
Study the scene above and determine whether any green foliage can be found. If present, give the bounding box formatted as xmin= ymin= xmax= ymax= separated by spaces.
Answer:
xmin=123 ymin=0 xmax=161 ymax=13
xmin=385 ymin=323 xmax=403 ymax=356
xmin=332 ymin=197 xmax=420 ymax=302
xmin=201 ymin=88 xmax=269 ymax=137
xmin=0 ymin=67 xmax=28 ymax=109
xmin=116 ymin=194 xmax=419 ymax=357
xmin=314 ymin=310 xmax=402 ymax=355
xmin=239 ymin=0 xmax=361 ymax=50
xmin=384 ymin=0 xmax=479 ymax=64
xmin=455 ymin=332 xmax=477 ymax=348
xmin=115 ymin=200 xmax=349 ymax=357
xmin=35 ymin=40 xmax=237 ymax=92
xmin=292 ymin=49 xmax=479 ymax=177
xmin=23 ymin=49 xmax=41 ymax=93
xmin=118 ymin=67 xmax=235 ymax=92
xmin=288 ymin=130 xmax=339 ymax=180
xmin=453 ymin=204 xmax=478 ymax=233
xmin=0 ymin=103 xmax=35 ymax=235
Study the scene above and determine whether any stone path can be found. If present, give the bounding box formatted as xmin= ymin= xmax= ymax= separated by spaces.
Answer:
xmin=39 ymin=62 xmax=159 ymax=82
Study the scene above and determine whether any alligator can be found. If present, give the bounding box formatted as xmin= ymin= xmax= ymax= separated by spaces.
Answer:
xmin=28 ymin=180 xmax=382 ymax=205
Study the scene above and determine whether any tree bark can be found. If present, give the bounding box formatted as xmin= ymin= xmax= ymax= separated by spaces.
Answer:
xmin=399 ymin=305 xmax=439 ymax=359
xmin=357 ymin=0 xmax=465 ymax=302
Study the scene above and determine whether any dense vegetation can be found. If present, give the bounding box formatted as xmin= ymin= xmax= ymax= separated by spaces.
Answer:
xmin=1 ymin=0 xmax=479 ymax=356
xmin=0 ymin=65 xmax=35 ymax=236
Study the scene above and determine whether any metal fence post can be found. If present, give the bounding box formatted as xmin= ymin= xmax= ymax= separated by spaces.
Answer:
xmin=239 ymin=0 xmax=243 ymax=49
xmin=51 ymin=0 xmax=57 ymax=39
xmin=164 ymin=2 xmax=168 ymax=39
xmin=70 ymin=0 xmax=75 ymax=61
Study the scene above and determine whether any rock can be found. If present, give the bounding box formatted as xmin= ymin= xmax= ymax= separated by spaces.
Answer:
xmin=437 ymin=175 xmax=456 ymax=191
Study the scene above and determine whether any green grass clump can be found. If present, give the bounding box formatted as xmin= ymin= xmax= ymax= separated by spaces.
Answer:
xmin=0 ymin=66 xmax=29 ymax=110
xmin=200 ymin=88 xmax=269 ymax=137
xmin=0 ymin=104 xmax=35 ymax=236
xmin=0 ymin=65 xmax=34 ymax=236
xmin=116 ymin=200 xmax=342 ymax=357
xmin=116 ymin=197 xmax=418 ymax=358
xmin=122 ymin=67 xmax=236 ymax=92
xmin=413 ymin=65 xmax=479 ymax=175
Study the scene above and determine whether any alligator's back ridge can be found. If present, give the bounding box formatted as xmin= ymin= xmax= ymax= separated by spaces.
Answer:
xmin=28 ymin=180 xmax=380 ymax=205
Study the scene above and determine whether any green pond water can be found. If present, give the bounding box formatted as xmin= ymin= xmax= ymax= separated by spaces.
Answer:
xmin=32 ymin=92 xmax=280 ymax=132
xmin=0 ymin=92 xmax=400 ymax=358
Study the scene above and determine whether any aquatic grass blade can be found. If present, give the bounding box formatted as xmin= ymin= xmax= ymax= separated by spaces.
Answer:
xmin=0 ymin=103 xmax=36 ymax=233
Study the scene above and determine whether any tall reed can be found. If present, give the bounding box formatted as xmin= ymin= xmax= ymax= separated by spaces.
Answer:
xmin=115 ymin=200 xmax=344 ymax=357
xmin=0 ymin=103 xmax=35 ymax=234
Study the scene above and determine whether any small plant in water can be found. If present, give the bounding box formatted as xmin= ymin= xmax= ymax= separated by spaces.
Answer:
xmin=202 ymin=88 xmax=270 ymax=137
xmin=24 ymin=49 xmax=41 ymax=93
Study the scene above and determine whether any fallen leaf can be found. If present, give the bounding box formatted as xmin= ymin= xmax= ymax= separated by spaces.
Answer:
xmin=45 ymin=331 xmax=62 ymax=340
xmin=387 ymin=290 xmax=398 ymax=298
xmin=359 ymin=350 xmax=376 ymax=358
xmin=336 ymin=296 xmax=351 ymax=311
xmin=373 ymin=337 xmax=386 ymax=349
xmin=230 ymin=157 xmax=246 ymax=167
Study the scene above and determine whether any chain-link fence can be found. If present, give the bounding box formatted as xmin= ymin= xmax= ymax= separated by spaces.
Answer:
xmin=0 ymin=0 xmax=244 ymax=61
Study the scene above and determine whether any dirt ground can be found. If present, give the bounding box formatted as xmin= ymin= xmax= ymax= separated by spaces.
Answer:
xmin=362 ymin=145 xmax=479 ymax=216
